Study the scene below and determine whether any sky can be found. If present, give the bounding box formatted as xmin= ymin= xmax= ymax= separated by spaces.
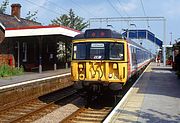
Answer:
xmin=3 ymin=0 xmax=180 ymax=44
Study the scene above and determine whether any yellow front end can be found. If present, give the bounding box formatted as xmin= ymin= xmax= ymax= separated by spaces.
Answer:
xmin=71 ymin=61 xmax=127 ymax=84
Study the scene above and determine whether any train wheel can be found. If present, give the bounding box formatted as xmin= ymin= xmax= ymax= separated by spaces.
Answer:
xmin=112 ymin=90 xmax=122 ymax=105
xmin=85 ymin=93 xmax=92 ymax=108
xmin=114 ymin=95 xmax=118 ymax=105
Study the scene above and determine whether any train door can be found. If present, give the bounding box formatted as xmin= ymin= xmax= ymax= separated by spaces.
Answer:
xmin=130 ymin=46 xmax=137 ymax=75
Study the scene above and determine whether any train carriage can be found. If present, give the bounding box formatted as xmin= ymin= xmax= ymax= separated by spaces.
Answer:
xmin=71 ymin=29 xmax=152 ymax=94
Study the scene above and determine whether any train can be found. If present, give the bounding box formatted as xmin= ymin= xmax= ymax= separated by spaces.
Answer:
xmin=71 ymin=28 xmax=153 ymax=95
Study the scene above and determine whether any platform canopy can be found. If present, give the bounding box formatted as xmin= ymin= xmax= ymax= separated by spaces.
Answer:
xmin=4 ymin=25 xmax=81 ymax=38
xmin=122 ymin=29 xmax=163 ymax=47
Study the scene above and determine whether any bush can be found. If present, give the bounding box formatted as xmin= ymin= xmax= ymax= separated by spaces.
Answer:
xmin=0 ymin=64 xmax=24 ymax=78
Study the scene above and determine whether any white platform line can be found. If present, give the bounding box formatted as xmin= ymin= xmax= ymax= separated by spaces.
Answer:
xmin=103 ymin=63 xmax=151 ymax=123
xmin=0 ymin=73 xmax=71 ymax=90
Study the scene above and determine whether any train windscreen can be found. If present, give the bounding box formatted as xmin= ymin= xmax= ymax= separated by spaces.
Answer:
xmin=73 ymin=42 xmax=124 ymax=60
xmin=109 ymin=43 xmax=124 ymax=60
xmin=73 ymin=43 xmax=86 ymax=60
xmin=90 ymin=43 xmax=105 ymax=59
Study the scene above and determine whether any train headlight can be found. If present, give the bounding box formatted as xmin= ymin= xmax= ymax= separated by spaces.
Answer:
xmin=79 ymin=68 xmax=83 ymax=72
xmin=113 ymin=63 xmax=118 ymax=69
xmin=109 ymin=73 xmax=112 ymax=78
xmin=78 ymin=64 xmax=84 ymax=69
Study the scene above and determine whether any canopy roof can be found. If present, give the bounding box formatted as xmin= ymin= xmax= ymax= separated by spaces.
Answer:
xmin=122 ymin=29 xmax=163 ymax=47
xmin=5 ymin=25 xmax=81 ymax=38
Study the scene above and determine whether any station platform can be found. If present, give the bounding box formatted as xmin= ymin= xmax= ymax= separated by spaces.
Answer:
xmin=0 ymin=68 xmax=70 ymax=88
xmin=0 ymin=68 xmax=72 ymax=112
xmin=104 ymin=63 xmax=180 ymax=123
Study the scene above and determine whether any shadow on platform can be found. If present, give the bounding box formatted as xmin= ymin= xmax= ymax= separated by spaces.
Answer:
xmin=115 ymin=108 xmax=180 ymax=123
xmin=134 ymin=66 xmax=180 ymax=99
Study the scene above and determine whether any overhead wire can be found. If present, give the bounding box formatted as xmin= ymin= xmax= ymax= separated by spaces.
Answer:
xmin=69 ymin=0 xmax=95 ymax=17
xmin=24 ymin=0 xmax=62 ymax=16
xmin=24 ymin=0 xmax=93 ymax=25
xmin=107 ymin=0 xmax=122 ymax=17
xmin=140 ymin=0 xmax=150 ymax=29
xmin=117 ymin=0 xmax=129 ymax=17
xmin=45 ymin=0 xmax=69 ymax=13
xmin=116 ymin=0 xmax=132 ymax=29
xmin=140 ymin=0 xmax=146 ymax=16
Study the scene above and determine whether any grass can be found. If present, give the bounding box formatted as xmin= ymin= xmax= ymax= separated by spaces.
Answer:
xmin=0 ymin=64 xmax=24 ymax=78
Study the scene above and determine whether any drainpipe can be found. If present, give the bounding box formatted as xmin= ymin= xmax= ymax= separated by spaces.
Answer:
xmin=17 ymin=41 xmax=20 ymax=69
xmin=38 ymin=37 xmax=43 ymax=73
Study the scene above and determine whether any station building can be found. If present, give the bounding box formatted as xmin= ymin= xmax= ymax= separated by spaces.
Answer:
xmin=0 ymin=4 xmax=80 ymax=72
xmin=122 ymin=30 xmax=163 ymax=55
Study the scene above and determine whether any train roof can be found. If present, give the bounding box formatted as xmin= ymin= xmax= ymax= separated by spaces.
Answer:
xmin=73 ymin=28 xmax=151 ymax=53
xmin=73 ymin=29 xmax=123 ymax=40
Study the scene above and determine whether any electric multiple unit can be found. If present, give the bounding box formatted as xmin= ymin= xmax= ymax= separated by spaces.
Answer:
xmin=71 ymin=29 xmax=152 ymax=93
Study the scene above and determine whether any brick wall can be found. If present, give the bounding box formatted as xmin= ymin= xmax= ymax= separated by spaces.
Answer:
xmin=0 ymin=74 xmax=73 ymax=111
xmin=0 ymin=54 xmax=15 ymax=67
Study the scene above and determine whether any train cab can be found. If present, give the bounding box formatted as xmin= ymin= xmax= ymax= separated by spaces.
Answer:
xmin=71 ymin=29 xmax=128 ymax=91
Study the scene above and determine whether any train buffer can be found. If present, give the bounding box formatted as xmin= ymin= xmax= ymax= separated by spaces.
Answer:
xmin=104 ymin=62 xmax=180 ymax=123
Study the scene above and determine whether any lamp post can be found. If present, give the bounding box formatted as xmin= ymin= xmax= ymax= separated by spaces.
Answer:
xmin=107 ymin=24 xmax=114 ymax=28
xmin=163 ymin=19 xmax=166 ymax=66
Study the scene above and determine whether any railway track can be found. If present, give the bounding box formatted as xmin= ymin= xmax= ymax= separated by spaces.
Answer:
xmin=61 ymin=107 xmax=112 ymax=123
xmin=0 ymin=87 xmax=78 ymax=123
xmin=0 ymin=65 xmax=147 ymax=123
xmin=60 ymin=66 xmax=147 ymax=123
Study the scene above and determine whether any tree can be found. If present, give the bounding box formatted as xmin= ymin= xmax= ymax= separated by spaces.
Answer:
xmin=0 ymin=0 xmax=9 ymax=14
xmin=51 ymin=9 xmax=89 ymax=63
xmin=25 ymin=10 xmax=38 ymax=21
xmin=51 ymin=9 xmax=89 ymax=31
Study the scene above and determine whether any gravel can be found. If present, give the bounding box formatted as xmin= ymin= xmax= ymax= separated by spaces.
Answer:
xmin=33 ymin=104 xmax=79 ymax=123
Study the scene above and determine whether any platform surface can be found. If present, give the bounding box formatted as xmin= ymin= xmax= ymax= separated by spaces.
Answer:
xmin=0 ymin=68 xmax=70 ymax=87
xmin=104 ymin=63 xmax=180 ymax=123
